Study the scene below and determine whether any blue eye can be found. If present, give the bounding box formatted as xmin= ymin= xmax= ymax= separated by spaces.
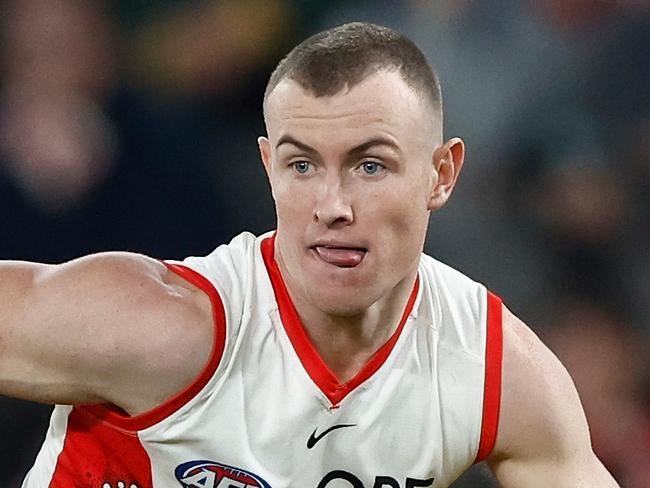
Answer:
xmin=292 ymin=161 xmax=311 ymax=174
xmin=361 ymin=161 xmax=382 ymax=175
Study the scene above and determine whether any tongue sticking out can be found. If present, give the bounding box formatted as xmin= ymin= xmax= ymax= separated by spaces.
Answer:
xmin=314 ymin=246 xmax=366 ymax=267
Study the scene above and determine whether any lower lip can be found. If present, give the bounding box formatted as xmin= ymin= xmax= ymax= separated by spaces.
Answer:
xmin=312 ymin=246 xmax=366 ymax=268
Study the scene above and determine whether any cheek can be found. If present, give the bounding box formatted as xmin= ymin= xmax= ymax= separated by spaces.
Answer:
xmin=272 ymin=178 xmax=312 ymax=226
xmin=388 ymin=204 xmax=428 ymax=240
xmin=371 ymin=184 xmax=429 ymax=250
xmin=372 ymin=177 xmax=429 ymax=222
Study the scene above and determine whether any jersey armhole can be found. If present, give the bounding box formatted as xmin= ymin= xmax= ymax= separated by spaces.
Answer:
xmin=79 ymin=262 xmax=227 ymax=431
xmin=474 ymin=290 xmax=503 ymax=463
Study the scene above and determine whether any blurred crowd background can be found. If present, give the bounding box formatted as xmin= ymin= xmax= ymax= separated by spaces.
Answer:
xmin=0 ymin=0 xmax=648 ymax=486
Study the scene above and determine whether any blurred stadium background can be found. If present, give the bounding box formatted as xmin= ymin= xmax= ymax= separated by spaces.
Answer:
xmin=0 ymin=0 xmax=648 ymax=486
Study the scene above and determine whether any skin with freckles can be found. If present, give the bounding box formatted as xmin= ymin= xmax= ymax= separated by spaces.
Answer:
xmin=258 ymin=70 xmax=465 ymax=379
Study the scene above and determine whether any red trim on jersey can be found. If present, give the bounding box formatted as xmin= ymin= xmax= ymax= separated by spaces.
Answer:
xmin=474 ymin=291 xmax=503 ymax=463
xmin=79 ymin=262 xmax=226 ymax=431
xmin=261 ymin=234 xmax=419 ymax=406
xmin=49 ymin=407 xmax=153 ymax=487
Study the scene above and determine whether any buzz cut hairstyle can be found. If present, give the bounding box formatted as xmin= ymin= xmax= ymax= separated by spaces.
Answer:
xmin=264 ymin=22 xmax=442 ymax=113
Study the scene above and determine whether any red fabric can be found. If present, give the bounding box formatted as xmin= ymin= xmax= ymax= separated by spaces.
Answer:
xmin=49 ymin=407 xmax=153 ymax=487
xmin=261 ymin=234 xmax=419 ymax=407
xmin=474 ymin=291 xmax=503 ymax=463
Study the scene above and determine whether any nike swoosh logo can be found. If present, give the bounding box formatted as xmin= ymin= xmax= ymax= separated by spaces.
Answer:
xmin=307 ymin=424 xmax=356 ymax=449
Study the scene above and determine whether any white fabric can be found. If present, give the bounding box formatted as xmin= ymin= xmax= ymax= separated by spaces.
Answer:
xmin=25 ymin=232 xmax=490 ymax=488
xmin=21 ymin=405 xmax=72 ymax=487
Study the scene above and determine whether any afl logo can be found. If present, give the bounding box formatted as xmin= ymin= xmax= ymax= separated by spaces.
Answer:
xmin=175 ymin=460 xmax=272 ymax=488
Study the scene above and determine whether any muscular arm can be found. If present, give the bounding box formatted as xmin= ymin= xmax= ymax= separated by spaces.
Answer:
xmin=0 ymin=254 xmax=213 ymax=416
xmin=487 ymin=306 xmax=619 ymax=487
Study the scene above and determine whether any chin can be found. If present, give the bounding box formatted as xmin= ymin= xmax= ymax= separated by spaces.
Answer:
xmin=320 ymin=303 xmax=366 ymax=317
xmin=306 ymin=286 xmax=376 ymax=317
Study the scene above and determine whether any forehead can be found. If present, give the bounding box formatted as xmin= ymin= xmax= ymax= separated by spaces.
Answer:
xmin=264 ymin=71 xmax=436 ymax=146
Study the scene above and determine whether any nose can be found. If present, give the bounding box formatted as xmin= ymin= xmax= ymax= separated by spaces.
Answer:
xmin=313 ymin=178 xmax=353 ymax=227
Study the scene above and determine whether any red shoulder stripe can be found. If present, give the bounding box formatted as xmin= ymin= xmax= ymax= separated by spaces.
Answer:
xmin=474 ymin=291 xmax=503 ymax=463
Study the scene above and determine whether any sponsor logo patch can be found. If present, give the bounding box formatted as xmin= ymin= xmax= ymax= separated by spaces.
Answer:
xmin=175 ymin=460 xmax=272 ymax=488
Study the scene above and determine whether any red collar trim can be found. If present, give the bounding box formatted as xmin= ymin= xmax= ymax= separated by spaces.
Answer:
xmin=261 ymin=234 xmax=419 ymax=406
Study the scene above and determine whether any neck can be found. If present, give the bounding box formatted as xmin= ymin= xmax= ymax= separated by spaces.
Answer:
xmin=286 ymin=269 xmax=418 ymax=383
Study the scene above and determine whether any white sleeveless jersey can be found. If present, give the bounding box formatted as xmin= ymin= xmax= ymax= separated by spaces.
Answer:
xmin=23 ymin=232 xmax=502 ymax=488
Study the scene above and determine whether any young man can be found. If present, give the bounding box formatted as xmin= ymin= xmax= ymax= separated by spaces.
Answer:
xmin=1 ymin=23 xmax=618 ymax=487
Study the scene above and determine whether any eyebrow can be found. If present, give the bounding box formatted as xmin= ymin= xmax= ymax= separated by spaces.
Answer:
xmin=276 ymin=135 xmax=401 ymax=155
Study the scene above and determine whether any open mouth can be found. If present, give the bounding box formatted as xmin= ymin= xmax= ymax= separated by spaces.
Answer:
xmin=312 ymin=245 xmax=367 ymax=268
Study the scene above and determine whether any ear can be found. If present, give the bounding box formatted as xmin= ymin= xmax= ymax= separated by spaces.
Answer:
xmin=258 ymin=136 xmax=272 ymax=179
xmin=428 ymin=137 xmax=465 ymax=211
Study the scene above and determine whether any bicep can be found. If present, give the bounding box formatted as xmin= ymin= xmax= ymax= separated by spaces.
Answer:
xmin=0 ymin=253 xmax=184 ymax=406
xmin=487 ymin=307 xmax=619 ymax=487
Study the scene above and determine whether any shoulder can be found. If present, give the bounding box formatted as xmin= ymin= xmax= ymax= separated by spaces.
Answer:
xmin=0 ymin=251 xmax=215 ymax=414
xmin=53 ymin=252 xmax=215 ymax=415
xmin=491 ymin=306 xmax=587 ymax=460
xmin=178 ymin=230 xmax=270 ymax=323
xmin=46 ymin=251 xmax=210 ymax=325
xmin=487 ymin=305 xmax=618 ymax=485
xmin=418 ymin=253 xmax=486 ymax=307
xmin=180 ymin=231 xmax=264 ymax=293
xmin=419 ymin=253 xmax=477 ymax=287
xmin=417 ymin=253 xmax=490 ymax=341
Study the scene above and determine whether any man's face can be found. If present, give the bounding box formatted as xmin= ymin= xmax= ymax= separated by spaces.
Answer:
xmin=259 ymin=70 xmax=457 ymax=315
